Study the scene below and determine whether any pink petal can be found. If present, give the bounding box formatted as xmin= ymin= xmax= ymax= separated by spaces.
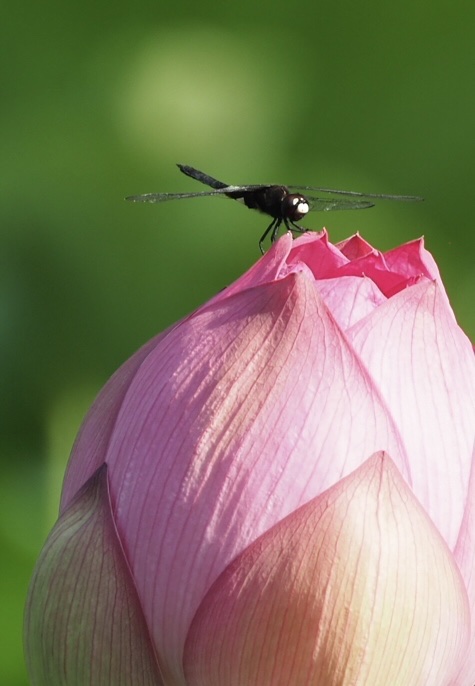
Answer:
xmin=24 ymin=465 xmax=163 ymax=685
xmin=62 ymin=330 xmax=172 ymax=508
xmin=337 ymin=232 xmax=375 ymax=258
xmin=203 ymin=233 xmax=294 ymax=307
xmin=347 ymin=280 xmax=475 ymax=547
xmin=184 ymin=453 xmax=470 ymax=686
xmin=334 ymin=236 xmax=444 ymax=299
xmin=384 ymin=237 xmax=444 ymax=284
xmin=285 ymin=230 xmax=350 ymax=278
xmin=291 ymin=235 xmax=445 ymax=300
xmin=65 ymin=270 xmax=411 ymax=683
xmin=383 ymin=238 xmax=451 ymax=306
xmin=453 ymin=443 xmax=475 ymax=685
xmin=315 ymin=275 xmax=386 ymax=330
xmin=332 ymin=249 xmax=413 ymax=296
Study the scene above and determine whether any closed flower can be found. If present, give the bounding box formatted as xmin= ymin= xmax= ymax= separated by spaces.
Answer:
xmin=25 ymin=231 xmax=475 ymax=685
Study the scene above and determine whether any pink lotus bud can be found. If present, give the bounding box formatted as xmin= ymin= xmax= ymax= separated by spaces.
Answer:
xmin=24 ymin=231 xmax=475 ymax=685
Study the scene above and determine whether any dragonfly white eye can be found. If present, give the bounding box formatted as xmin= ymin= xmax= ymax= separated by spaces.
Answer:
xmin=289 ymin=195 xmax=309 ymax=216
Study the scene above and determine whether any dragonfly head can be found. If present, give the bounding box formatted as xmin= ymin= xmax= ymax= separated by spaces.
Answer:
xmin=284 ymin=194 xmax=309 ymax=221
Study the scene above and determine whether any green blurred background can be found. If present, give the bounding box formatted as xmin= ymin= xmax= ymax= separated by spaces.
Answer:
xmin=2 ymin=0 xmax=474 ymax=682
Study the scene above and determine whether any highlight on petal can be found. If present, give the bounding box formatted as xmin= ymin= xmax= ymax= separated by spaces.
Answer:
xmin=184 ymin=453 xmax=470 ymax=686
xmin=24 ymin=465 xmax=163 ymax=686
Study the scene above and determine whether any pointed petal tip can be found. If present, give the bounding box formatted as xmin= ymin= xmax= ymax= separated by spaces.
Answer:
xmin=184 ymin=453 xmax=470 ymax=686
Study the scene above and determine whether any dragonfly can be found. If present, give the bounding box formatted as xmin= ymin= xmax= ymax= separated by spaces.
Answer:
xmin=126 ymin=164 xmax=423 ymax=254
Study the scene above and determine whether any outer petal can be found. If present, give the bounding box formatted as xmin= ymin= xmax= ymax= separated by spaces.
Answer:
xmin=24 ymin=465 xmax=163 ymax=686
xmin=184 ymin=453 xmax=470 ymax=686
xmin=61 ymin=235 xmax=295 ymax=505
xmin=64 ymin=271 xmax=410 ymax=684
xmin=61 ymin=328 xmax=178 ymax=507
xmin=347 ymin=279 xmax=475 ymax=547
xmin=205 ymin=232 xmax=294 ymax=305
xmin=453 ymin=444 xmax=475 ymax=685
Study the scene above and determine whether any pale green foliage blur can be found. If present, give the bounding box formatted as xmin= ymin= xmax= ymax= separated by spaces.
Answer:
xmin=2 ymin=1 xmax=474 ymax=683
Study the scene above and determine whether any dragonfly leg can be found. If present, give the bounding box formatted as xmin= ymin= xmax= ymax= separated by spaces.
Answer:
xmin=259 ymin=218 xmax=280 ymax=254
xmin=270 ymin=218 xmax=283 ymax=243
xmin=287 ymin=219 xmax=308 ymax=235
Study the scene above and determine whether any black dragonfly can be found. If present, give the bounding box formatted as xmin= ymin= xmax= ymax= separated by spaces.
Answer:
xmin=126 ymin=165 xmax=423 ymax=254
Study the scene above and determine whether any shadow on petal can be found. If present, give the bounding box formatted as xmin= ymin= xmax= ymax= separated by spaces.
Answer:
xmin=24 ymin=464 xmax=164 ymax=686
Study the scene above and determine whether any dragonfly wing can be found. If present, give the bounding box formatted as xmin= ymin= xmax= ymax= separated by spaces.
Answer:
xmin=307 ymin=197 xmax=375 ymax=212
xmin=288 ymin=186 xmax=423 ymax=201
xmin=177 ymin=164 xmax=229 ymax=190
xmin=126 ymin=190 xmax=228 ymax=202
xmin=126 ymin=184 xmax=275 ymax=203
